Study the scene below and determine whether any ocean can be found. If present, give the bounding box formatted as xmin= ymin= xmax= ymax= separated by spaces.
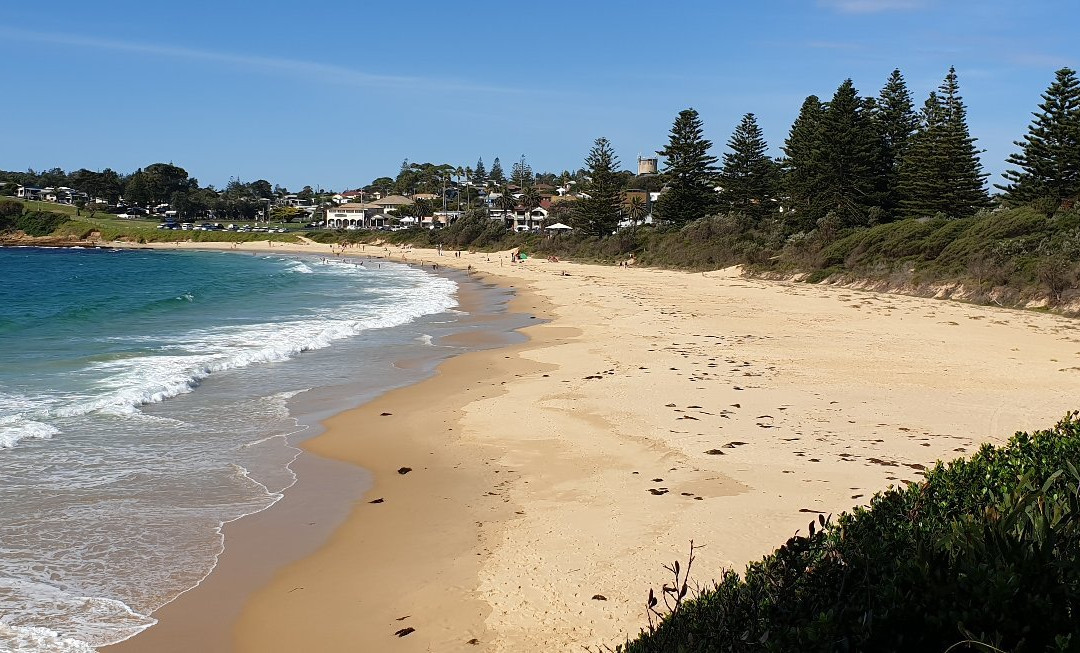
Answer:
xmin=0 ymin=246 xmax=501 ymax=652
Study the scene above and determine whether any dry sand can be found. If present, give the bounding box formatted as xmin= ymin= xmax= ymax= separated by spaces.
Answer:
xmin=114 ymin=239 xmax=1080 ymax=651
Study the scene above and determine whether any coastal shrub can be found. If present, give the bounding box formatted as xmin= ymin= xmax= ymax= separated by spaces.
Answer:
xmin=7 ymin=209 xmax=70 ymax=236
xmin=619 ymin=413 xmax=1080 ymax=653
xmin=0 ymin=198 xmax=22 ymax=222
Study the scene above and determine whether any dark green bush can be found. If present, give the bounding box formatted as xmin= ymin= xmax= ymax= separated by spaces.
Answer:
xmin=0 ymin=198 xmax=22 ymax=222
xmin=6 ymin=209 xmax=70 ymax=236
xmin=621 ymin=413 xmax=1080 ymax=653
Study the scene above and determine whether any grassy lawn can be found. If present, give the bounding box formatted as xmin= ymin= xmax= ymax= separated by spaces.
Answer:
xmin=57 ymin=218 xmax=305 ymax=244
xmin=7 ymin=198 xmax=308 ymax=243
xmin=18 ymin=199 xmax=87 ymax=219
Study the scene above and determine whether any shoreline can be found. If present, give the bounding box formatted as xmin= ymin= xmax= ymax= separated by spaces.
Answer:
xmin=234 ymin=284 xmax=553 ymax=652
xmin=103 ymin=239 xmax=1080 ymax=651
xmin=102 ymin=244 xmax=526 ymax=652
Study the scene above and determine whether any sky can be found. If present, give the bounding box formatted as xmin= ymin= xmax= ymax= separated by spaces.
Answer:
xmin=2 ymin=0 xmax=1077 ymax=192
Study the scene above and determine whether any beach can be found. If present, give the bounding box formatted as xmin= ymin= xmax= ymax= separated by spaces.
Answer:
xmin=110 ymin=239 xmax=1080 ymax=652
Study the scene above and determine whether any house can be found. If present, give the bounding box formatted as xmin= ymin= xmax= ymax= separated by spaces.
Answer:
xmin=332 ymin=189 xmax=365 ymax=204
xmin=511 ymin=200 xmax=550 ymax=232
xmin=373 ymin=194 xmax=412 ymax=213
xmin=276 ymin=195 xmax=314 ymax=208
xmin=548 ymin=194 xmax=578 ymax=206
xmin=412 ymin=193 xmax=439 ymax=202
xmin=431 ymin=211 xmax=463 ymax=228
xmin=19 ymin=185 xmax=88 ymax=204
xmin=16 ymin=186 xmax=43 ymax=201
xmin=49 ymin=187 xmax=88 ymax=204
xmin=326 ymin=202 xmax=383 ymax=229
xmin=488 ymin=207 xmax=513 ymax=223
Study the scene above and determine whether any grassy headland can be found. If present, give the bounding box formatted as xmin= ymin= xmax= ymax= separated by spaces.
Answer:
xmin=0 ymin=199 xmax=301 ymax=244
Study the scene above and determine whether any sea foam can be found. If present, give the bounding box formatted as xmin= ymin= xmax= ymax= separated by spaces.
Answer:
xmin=0 ymin=250 xmax=462 ymax=653
xmin=0 ymin=259 xmax=457 ymax=451
xmin=0 ymin=421 xmax=60 ymax=449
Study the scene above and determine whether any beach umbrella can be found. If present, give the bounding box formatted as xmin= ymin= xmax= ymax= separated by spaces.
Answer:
xmin=545 ymin=222 xmax=572 ymax=231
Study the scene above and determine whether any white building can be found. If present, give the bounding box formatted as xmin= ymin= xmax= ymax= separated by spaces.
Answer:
xmin=325 ymin=203 xmax=387 ymax=229
xmin=16 ymin=186 xmax=43 ymax=201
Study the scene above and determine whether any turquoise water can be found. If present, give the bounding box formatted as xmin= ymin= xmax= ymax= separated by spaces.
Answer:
xmin=0 ymin=247 xmax=464 ymax=651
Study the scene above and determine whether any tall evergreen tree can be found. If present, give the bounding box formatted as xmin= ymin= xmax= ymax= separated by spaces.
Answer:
xmin=510 ymin=159 xmax=533 ymax=188
xmin=900 ymin=67 xmax=988 ymax=219
xmin=717 ymin=113 xmax=779 ymax=222
xmin=654 ymin=108 xmax=719 ymax=225
xmin=489 ymin=157 xmax=505 ymax=185
xmin=898 ymin=92 xmax=949 ymax=218
xmin=782 ymin=95 xmax=826 ymax=232
xmin=574 ymin=137 xmax=623 ymax=237
xmin=817 ymin=79 xmax=882 ymax=227
xmin=781 ymin=81 xmax=880 ymax=230
xmin=938 ymin=67 xmax=989 ymax=217
xmin=474 ymin=157 xmax=487 ymax=184
xmin=998 ymin=67 xmax=1080 ymax=208
xmin=874 ymin=69 xmax=919 ymax=218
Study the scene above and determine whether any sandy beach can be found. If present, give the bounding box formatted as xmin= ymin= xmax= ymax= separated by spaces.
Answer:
xmin=110 ymin=238 xmax=1080 ymax=652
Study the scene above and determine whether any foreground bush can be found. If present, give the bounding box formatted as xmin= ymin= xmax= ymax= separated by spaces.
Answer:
xmin=621 ymin=413 xmax=1080 ymax=652
xmin=0 ymin=201 xmax=71 ymax=237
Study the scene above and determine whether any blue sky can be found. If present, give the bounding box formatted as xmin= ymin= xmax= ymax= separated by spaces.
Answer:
xmin=2 ymin=0 xmax=1076 ymax=191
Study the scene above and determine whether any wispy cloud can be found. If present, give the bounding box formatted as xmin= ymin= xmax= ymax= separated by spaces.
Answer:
xmin=818 ymin=0 xmax=927 ymax=14
xmin=0 ymin=26 xmax=529 ymax=96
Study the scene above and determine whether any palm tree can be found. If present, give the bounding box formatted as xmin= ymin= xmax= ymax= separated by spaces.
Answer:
xmin=454 ymin=166 xmax=464 ymax=210
xmin=627 ymin=195 xmax=647 ymax=230
xmin=496 ymin=188 xmax=517 ymax=211
xmin=521 ymin=186 xmax=542 ymax=230
xmin=464 ymin=166 xmax=472 ymax=209
xmin=496 ymin=186 xmax=517 ymax=228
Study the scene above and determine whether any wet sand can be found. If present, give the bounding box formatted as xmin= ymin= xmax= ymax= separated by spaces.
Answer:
xmin=112 ymin=239 xmax=1080 ymax=651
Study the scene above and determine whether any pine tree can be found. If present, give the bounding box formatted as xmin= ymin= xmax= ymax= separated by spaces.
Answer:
xmin=654 ymin=108 xmax=719 ymax=225
xmin=510 ymin=160 xmax=533 ymax=188
xmin=489 ymin=157 xmax=505 ymax=185
xmin=999 ymin=67 xmax=1080 ymax=208
xmin=782 ymin=95 xmax=826 ymax=232
xmin=937 ymin=67 xmax=989 ymax=217
xmin=817 ymin=80 xmax=882 ymax=227
xmin=874 ymin=69 xmax=919 ymax=219
xmin=574 ymin=137 xmax=623 ymax=237
xmin=474 ymin=157 xmax=487 ymax=184
xmin=898 ymin=92 xmax=949 ymax=218
xmin=899 ymin=68 xmax=989 ymax=219
xmin=717 ymin=113 xmax=779 ymax=222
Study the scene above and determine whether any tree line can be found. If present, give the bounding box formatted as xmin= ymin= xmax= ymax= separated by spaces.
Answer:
xmin=642 ymin=66 xmax=1078 ymax=235
xmin=403 ymin=65 xmax=1076 ymax=243
xmin=5 ymin=65 xmax=1076 ymax=235
xmin=0 ymin=164 xmax=324 ymax=220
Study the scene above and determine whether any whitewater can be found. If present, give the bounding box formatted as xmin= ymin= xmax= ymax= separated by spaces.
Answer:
xmin=0 ymin=247 xmax=461 ymax=651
